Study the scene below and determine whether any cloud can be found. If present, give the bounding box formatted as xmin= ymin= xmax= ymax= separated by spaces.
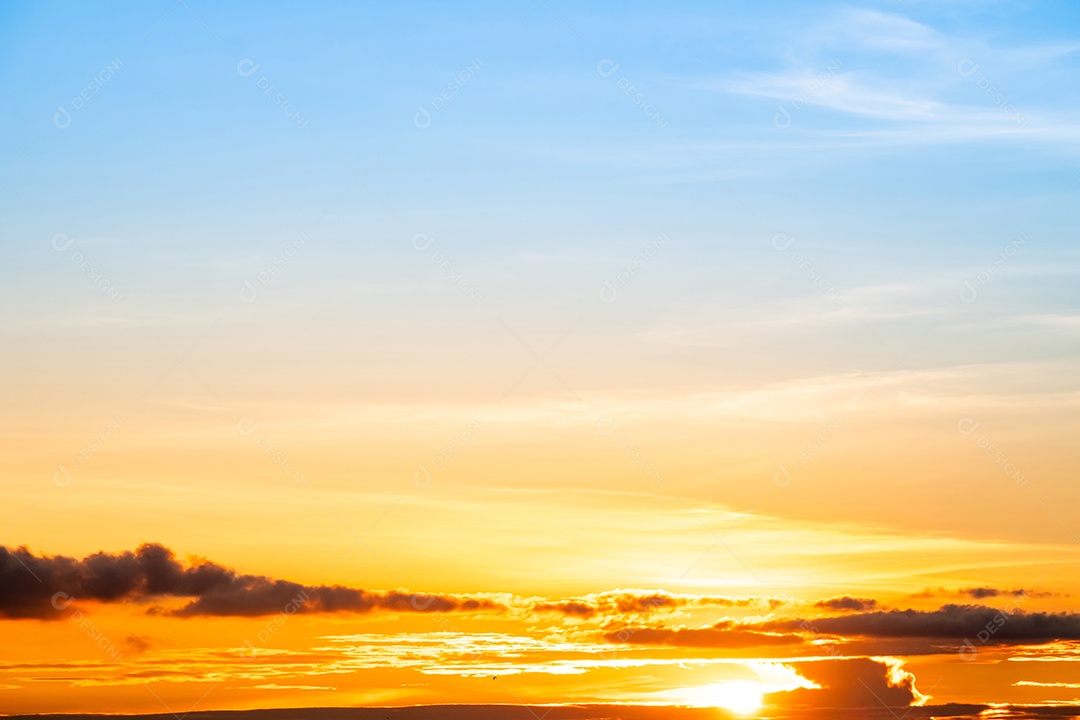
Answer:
xmin=813 ymin=595 xmax=879 ymax=612
xmin=959 ymin=587 xmax=1048 ymax=600
xmin=763 ymin=604 xmax=1080 ymax=643
xmin=0 ymin=544 xmax=504 ymax=619
xmin=911 ymin=586 xmax=1056 ymax=600
xmin=840 ymin=9 xmax=940 ymax=52
xmin=779 ymin=657 xmax=928 ymax=710
xmin=123 ymin=635 xmax=153 ymax=654
xmin=606 ymin=602 xmax=1080 ymax=652
xmin=530 ymin=590 xmax=780 ymax=620
xmin=603 ymin=620 xmax=804 ymax=649
xmin=963 ymin=587 xmax=1019 ymax=600
xmin=719 ymin=71 xmax=946 ymax=122
xmin=532 ymin=601 xmax=600 ymax=618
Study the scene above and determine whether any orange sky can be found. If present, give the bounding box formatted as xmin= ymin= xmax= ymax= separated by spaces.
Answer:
xmin=4 ymin=1 xmax=1080 ymax=718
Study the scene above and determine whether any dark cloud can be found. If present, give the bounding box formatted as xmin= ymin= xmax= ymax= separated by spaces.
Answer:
xmin=602 ymin=620 xmax=804 ymax=648
xmin=960 ymin=587 xmax=1044 ymax=599
xmin=124 ymin=635 xmax=153 ymax=654
xmin=779 ymin=657 xmax=923 ymax=710
xmin=763 ymin=604 xmax=1080 ymax=643
xmin=530 ymin=591 xmax=779 ymax=619
xmin=0 ymin=544 xmax=504 ymax=619
xmin=532 ymin=601 xmax=598 ymax=618
xmin=912 ymin=586 xmax=1053 ymax=600
xmin=813 ymin=595 xmax=879 ymax=612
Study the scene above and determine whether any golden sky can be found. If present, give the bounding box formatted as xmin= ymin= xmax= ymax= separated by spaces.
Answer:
xmin=4 ymin=1 xmax=1080 ymax=718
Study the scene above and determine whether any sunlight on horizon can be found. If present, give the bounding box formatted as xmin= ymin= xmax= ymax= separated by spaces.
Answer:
xmin=656 ymin=662 xmax=819 ymax=714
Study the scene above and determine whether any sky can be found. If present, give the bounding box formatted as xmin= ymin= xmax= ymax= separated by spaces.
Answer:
xmin=2 ymin=0 xmax=1080 ymax=717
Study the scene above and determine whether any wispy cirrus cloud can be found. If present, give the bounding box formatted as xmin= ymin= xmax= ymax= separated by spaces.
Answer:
xmin=720 ymin=71 xmax=946 ymax=122
xmin=711 ymin=6 xmax=1080 ymax=145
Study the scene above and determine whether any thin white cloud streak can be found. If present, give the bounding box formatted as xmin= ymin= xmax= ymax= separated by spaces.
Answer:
xmin=704 ymin=6 xmax=1080 ymax=147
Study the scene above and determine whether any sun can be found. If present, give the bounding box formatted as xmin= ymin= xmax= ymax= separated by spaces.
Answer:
xmin=714 ymin=681 xmax=765 ymax=716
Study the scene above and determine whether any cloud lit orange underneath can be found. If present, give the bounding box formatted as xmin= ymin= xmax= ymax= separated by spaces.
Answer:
xmin=1 ymin=543 xmax=1079 ymax=716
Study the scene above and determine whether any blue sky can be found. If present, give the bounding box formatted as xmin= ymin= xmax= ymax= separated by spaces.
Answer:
xmin=5 ymin=5 xmax=1080 ymax=712
xmin=2 ymin=0 xmax=1079 ymax=396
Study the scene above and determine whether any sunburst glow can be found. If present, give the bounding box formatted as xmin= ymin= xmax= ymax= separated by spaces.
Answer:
xmin=662 ymin=680 xmax=768 ymax=714
xmin=713 ymin=681 xmax=765 ymax=715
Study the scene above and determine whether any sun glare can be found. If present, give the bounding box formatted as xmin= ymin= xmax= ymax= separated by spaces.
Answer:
xmin=713 ymin=681 xmax=765 ymax=715
xmin=660 ymin=663 xmax=817 ymax=714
